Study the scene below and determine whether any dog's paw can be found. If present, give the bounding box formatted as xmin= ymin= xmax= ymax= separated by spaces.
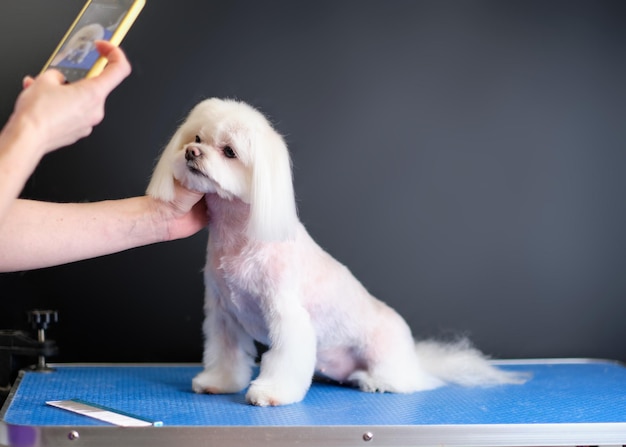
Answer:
xmin=347 ymin=369 xmax=444 ymax=394
xmin=192 ymin=368 xmax=250 ymax=394
xmin=245 ymin=378 xmax=307 ymax=406
xmin=348 ymin=370 xmax=385 ymax=393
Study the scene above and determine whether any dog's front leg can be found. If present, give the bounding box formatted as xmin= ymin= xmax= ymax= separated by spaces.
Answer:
xmin=192 ymin=288 xmax=256 ymax=394
xmin=245 ymin=297 xmax=316 ymax=406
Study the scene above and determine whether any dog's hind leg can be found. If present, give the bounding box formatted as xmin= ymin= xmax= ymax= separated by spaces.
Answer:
xmin=347 ymin=313 xmax=445 ymax=394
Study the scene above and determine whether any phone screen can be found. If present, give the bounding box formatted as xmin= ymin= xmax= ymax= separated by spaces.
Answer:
xmin=48 ymin=0 xmax=138 ymax=82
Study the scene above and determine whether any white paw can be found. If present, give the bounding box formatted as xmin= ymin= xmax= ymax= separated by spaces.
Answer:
xmin=192 ymin=368 xmax=250 ymax=394
xmin=348 ymin=370 xmax=384 ymax=393
xmin=347 ymin=370 xmax=444 ymax=393
xmin=245 ymin=378 xmax=308 ymax=406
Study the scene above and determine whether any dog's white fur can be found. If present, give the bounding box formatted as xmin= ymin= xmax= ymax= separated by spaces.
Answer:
xmin=147 ymin=98 xmax=526 ymax=406
xmin=51 ymin=23 xmax=105 ymax=66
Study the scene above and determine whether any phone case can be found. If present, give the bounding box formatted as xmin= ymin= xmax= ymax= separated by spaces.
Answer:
xmin=41 ymin=0 xmax=145 ymax=80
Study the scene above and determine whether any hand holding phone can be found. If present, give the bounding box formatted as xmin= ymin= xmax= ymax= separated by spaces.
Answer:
xmin=41 ymin=0 xmax=145 ymax=82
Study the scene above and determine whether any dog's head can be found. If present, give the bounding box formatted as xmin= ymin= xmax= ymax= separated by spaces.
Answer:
xmin=70 ymin=23 xmax=105 ymax=51
xmin=147 ymin=98 xmax=298 ymax=241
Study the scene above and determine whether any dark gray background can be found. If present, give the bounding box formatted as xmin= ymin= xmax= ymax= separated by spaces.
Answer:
xmin=1 ymin=0 xmax=625 ymax=363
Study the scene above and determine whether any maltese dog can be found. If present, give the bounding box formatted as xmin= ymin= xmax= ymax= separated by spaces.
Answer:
xmin=51 ymin=23 xmax=105 ymax=66
xmin=147 ymin=98 xmax=526 ymax=406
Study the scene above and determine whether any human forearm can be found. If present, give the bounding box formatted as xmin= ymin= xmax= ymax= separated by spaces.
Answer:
xmin=0 ymin=115 xmax=46 ymax=225
xmin=0 ymin=196 xmax=206 ymax=272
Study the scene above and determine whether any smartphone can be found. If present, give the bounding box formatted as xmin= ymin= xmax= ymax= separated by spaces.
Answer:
xmin=41 ymin=0 xmax=145 ymax=82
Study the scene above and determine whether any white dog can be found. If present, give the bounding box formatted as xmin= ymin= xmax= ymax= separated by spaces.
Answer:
xmin=51 ymin=23 xmax=105 ymax=66
xmin=147 ymin=98 xmax=526 ymax=406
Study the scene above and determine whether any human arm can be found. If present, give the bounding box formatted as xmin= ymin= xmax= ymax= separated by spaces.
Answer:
xmin=0 ymin=183 xmax=207 ymax=272
xmin=0 ymin=41 xmax=207 ymax=272
xmin=0 ymin=41 xmax=131 ymax=227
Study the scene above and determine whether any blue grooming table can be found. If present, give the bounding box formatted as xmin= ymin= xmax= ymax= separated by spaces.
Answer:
xmin=2 ymin=359 xmax=626 ymax=446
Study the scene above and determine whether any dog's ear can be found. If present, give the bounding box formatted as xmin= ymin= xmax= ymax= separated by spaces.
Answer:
xmin=146 ymin=127 xmax=186 ymax=202
xmin=247 ymin=130 xmax=298 ymax=241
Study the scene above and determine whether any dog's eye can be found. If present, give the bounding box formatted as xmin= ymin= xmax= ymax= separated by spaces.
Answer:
xmin=195 ymin=135 xmax=201 ymax=143
xmin=223 ymin=146 xmax=237 ymax=159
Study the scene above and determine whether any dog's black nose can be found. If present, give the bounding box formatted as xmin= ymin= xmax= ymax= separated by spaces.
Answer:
xmin=185 ymin=146 xmax=201 ymax=161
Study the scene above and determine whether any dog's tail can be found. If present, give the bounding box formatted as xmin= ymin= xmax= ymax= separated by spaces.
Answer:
xmin=415 ymin=338 xmax=529 ymax=387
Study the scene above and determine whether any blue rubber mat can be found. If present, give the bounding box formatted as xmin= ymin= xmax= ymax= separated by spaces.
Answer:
xmin=4 ymin=360 xmax=626 ymax=427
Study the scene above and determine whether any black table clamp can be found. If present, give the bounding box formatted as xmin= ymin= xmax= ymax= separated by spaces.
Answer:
xmin=1 ymin=310 xmax=59 ymax=401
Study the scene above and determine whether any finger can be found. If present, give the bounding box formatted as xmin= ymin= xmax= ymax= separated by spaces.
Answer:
xmin=87 ymin=40 xmax=132 ymax=93
xmin=94 ymin=39 xmax=116 ymax=55
xmin=22 ymin=76 xmax=35 ymax=89
xmin=34 ymin=69 xmax=67 ymax=86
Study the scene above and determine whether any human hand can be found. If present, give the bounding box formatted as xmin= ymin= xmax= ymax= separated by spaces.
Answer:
xmin=13 ymin=41 xmax=131 ymax=157
xmin=151 ymin=182 xmax=208 ymax=241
